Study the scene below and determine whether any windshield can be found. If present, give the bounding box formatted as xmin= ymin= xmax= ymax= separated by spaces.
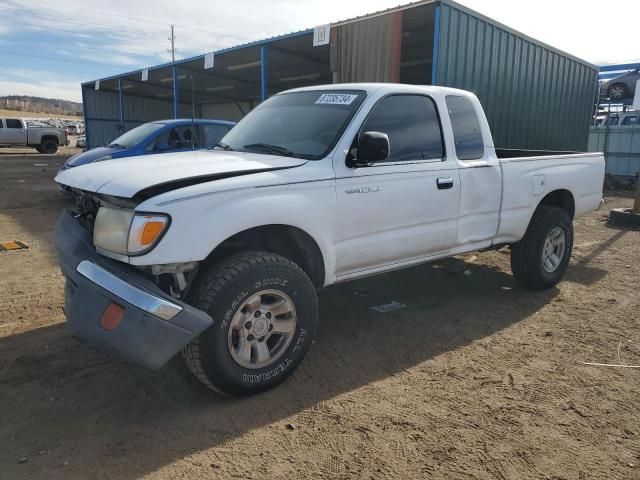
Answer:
xmin=220 ymin=90 xmax=366 ymax=159
xmin=109 ymin=122 xmax=165 ymax=148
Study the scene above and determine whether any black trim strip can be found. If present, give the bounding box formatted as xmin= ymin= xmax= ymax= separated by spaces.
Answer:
xmin=132 ymin=165 xmax=301 ymax=202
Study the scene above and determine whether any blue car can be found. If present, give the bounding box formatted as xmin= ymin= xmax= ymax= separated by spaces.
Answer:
xmin=60 ymin=118 xmax=235 ymax=171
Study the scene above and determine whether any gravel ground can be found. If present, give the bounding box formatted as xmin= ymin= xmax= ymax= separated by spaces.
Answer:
xmin=0 ymin=149 xmax=638 ymax=480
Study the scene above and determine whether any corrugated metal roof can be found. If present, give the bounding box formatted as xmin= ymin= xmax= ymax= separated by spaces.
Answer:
xmin=84 ymin=0 xmax=594 ymax=86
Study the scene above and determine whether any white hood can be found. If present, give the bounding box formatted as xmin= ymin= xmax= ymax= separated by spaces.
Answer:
xmin=55 ymin=150 xmax=306 ymax=198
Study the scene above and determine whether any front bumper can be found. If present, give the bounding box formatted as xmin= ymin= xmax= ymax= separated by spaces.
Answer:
xmin=55 ymin=210 xmax=212 ymax=370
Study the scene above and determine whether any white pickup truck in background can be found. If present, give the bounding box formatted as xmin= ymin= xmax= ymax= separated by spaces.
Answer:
xmin=54 ymin=83 xmax=605 ymax=396
xmin=0 ymin=118 xmax=68 ymax=153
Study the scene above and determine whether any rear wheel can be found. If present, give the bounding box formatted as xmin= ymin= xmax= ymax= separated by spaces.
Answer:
xmin=183 ymin=252 xmax=318 ymax=396
xmin=40 ymin=138 xmax=58 ymax=154
xmin=510 ymin=206 xmax=573 ymax=290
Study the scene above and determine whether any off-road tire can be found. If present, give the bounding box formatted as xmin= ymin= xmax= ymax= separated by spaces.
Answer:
xmin=35 ymin=145 xmax=44 ymax=153
xmin=510 ymin=206 xmax=573 ymax=290
xmin=41 ymin=138 xmax=58 ymax=154
xmin=183 ymin=251 xmax=318 ymax=396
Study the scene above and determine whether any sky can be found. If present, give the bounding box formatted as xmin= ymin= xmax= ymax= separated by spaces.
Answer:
xmin=1 ymin=0 xmax=638 ymax=102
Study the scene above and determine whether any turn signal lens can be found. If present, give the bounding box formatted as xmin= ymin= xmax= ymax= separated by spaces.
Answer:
xmin=140 ymin=221 xmax=166 ymax=246
xmin=127 ymin=214 xmax=170 ymax=254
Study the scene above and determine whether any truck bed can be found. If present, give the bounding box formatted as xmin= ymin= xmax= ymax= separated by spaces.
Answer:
xmin=495 ymin=148 xmax=579 ymax=159
xmin=493 ymin=150 xmax=605 ymax=246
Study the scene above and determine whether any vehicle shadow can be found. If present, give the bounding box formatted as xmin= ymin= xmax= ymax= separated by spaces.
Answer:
xmin=0 ymin=257 xmax=558 ymax=479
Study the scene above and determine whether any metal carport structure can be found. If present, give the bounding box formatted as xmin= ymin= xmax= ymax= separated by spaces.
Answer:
xmin=82 ymin=0 xmax=598 ymax=152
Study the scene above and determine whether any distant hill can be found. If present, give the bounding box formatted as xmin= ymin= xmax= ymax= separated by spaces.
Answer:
xmin=0 ymin=96 xmax=82 ymax=117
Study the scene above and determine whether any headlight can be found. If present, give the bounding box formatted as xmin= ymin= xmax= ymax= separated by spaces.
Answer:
xmin=95 ymin=154 xmax=112 ymax=162
xmin=93 ymin=207 xmax=169 ymax=255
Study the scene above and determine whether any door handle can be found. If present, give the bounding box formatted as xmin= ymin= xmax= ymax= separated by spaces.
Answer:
xmin=436 ymin=177 xmax=454 ymax=189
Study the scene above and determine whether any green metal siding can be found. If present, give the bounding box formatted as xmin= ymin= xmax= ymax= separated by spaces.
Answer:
xmin=435 ymin=1 xmax=598 ymax=151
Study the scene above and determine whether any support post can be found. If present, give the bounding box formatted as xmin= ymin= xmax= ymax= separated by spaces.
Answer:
xmin=118 ymin=78 xmax=125 ymax=131
xmin=431 ymin=5 xmax=441 ymax=86
xmin=173 ymin=65 xmax=179 ymax=119
xmin=634 ymin=174 xmax=640 ymax=214
xmin=260 ymin=46 xmax=267 ymax=102
xmin=81 ymin=85 xmax=89 ymax=149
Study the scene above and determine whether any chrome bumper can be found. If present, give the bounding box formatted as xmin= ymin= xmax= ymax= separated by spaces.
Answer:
xmin=76 ymin=260 xmax=182 ymax=321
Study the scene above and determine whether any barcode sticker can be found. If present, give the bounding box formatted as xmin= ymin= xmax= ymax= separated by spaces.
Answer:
xmin=315 ymin=93 xmax=358 ymax=105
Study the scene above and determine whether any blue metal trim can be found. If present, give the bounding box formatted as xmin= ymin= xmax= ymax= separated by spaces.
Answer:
xmin=260 ymin=46 xmax=267 ymax=102
xmin=118 ymin=78 xmax=125 ymax=129
xmin=172 ymin=65 xmax=179 ymax=119
xmin=598 ymin=63 xmax=640 ymax=73
xmin=81 ymin=28 xmax=314 ymax=86
xmin=431 ymin=5 xmax=441 ymax=86
xmin=599 ymin=72 xmax=635 ymax=80
xmin=81 ymin=85 xmax=90 ymax=148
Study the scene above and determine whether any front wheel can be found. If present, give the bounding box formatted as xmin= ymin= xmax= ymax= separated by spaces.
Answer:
xmin=183 ymin=252 xmax=318 ymax=396
xmin=510 ymin=206 xmax=573 ymax=290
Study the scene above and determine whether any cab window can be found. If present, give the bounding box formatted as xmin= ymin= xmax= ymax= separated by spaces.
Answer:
xmin=446 ymin=95 xmax=484 ymax=160
xmin=6 ymin=119 xmax=22 ymax=129
xmin=359 ymin=94 xmax=444 ymax=162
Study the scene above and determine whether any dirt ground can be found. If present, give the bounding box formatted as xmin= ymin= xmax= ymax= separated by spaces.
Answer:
xmin=0 ymin=148 xmax=638 ymax=480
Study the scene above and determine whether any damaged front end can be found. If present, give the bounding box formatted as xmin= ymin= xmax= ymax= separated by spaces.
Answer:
xmin=55 ymin=192 xmax=212 ymax=369
xmin=68 ymin=188 xmax=199 ymax=300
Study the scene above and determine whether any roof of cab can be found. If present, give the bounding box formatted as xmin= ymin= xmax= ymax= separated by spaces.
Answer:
xmin=152 ymin=118 xmax=236 ymax=126
xmin=281 ymin=82 xmax=475 ymax=98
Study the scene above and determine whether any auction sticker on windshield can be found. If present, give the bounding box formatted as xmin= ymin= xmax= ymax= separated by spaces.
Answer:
xmin=315 ymin=93 xmax=359 ymax=105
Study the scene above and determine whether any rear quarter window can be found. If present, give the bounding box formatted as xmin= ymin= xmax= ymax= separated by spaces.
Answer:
xmin=445 ymin=95 xmax=484 ymax=160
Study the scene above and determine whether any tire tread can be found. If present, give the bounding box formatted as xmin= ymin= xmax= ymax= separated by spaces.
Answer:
xmin=182 ymin=251 xmax=313 ymax=395
xmin=510 ymin=206 xmax=572 ymax=290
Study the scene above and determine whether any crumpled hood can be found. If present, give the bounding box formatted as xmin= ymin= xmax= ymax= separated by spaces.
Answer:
xmin=54 ymin=150 xmax=307 ymax=198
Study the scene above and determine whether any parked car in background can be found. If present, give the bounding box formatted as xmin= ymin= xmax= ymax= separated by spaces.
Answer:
xmin=601 ymin=111 xmax=639 ymax=126
xmin=76 ymin=135 xmax=86 ymax=148
xmin=54 ymin=84 xmax=605 ymax=396
xmin=66 ymin=125 xmax=79 ymax=135
xmin=0 ymin=118 xmax=69 ymax=153
xmin=599 ymin=69 xmax=640 ymax=100
xmin=59 ymin=118 xmax=235 ymax=172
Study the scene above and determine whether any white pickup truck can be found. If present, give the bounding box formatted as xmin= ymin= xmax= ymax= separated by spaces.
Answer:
xmin=54 ymin=84 xmax=604 ymax=396
xmin=0 ymin=118 xmax=68 ymax=153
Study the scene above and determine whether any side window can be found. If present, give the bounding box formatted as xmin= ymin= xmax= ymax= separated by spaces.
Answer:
xmin=445 ymin=95 xmax=484 ymax=160
xmin=607 ymin=116 xmax=619 ymax=126
xmin=6 ymin=119 xmax=22 ymax=129
xmin=198 ymin=124 xmax=230 ymax=148
xmin=359 ymin=95 xmax=444 ymax=162
xmin=154 ymin=126 xmax=196 ymax=150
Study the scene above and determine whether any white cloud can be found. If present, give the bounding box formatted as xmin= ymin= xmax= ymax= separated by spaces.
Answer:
xmin=0 ymin=70 xmax=82 ymax=102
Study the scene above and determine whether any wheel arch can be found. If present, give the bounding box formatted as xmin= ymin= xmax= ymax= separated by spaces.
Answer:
xmin=41 ymin=135 xmax=59 ymax=144
xmin=204 ymin=224 xmax=326 ymax=288
xmin=537 ymin=189 xmax=575 ymax=219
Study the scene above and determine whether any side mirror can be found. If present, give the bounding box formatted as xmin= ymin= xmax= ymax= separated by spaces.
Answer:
xmin=155 ymin=142 xmax=171 ymax=152
xmin=351 ymin=131 xmax=389 ymax=167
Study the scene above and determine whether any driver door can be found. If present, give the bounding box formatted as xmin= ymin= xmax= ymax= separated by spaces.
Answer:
xmin=333 ymin=94 xmax=460 ymax=277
